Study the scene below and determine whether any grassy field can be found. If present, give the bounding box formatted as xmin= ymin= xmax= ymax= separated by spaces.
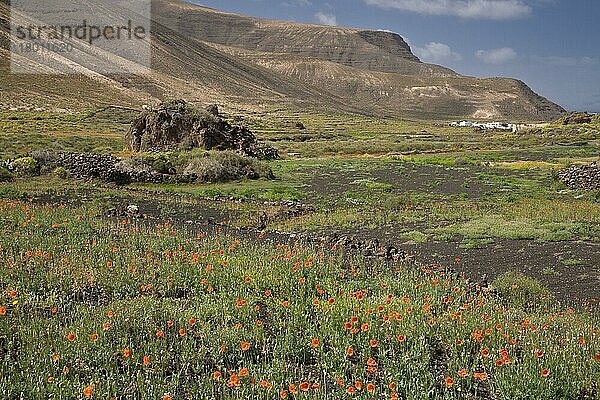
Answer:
xmin=0 ymin=107 xmax=599 ymax=398
xmin=1 ymin=198 xmax=599 ymax=399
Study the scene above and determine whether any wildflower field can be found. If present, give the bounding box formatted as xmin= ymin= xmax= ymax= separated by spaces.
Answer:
xmin=0 ymin=197 xmax=599 ymax=399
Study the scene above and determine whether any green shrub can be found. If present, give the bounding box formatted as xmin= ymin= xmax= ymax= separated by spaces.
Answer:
xmin=182 ymin=151 xmax=273 ymax=183
xmin=53 ymin=166 xmax=70 ymax=179
xmin=493 ymin=271 xmax=554 ymax=311
xmin=0 ymin=166 xmax=13 ymax=182
xmin=183 ymin=157 xmax=229 ymax=182
xmin=10 ymin=157 xmax=39 ymax=176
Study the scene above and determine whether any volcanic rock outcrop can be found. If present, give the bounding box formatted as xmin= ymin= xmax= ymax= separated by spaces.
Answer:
xmin=126 ymin=100 xmax=279 ymax=159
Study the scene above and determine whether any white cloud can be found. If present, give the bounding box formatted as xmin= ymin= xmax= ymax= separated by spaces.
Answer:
xmin=531 ymin=55 xmax=600 ymax=67
xmin=364 ymin=0 xmax=532 ymax=20
xmin=414 ymin=42 xmax=462 ymax=63
xmin=281 ymin=0 xmax=313 ymax=6
xmin=315 ymin=11 xmax=338 ymax=26
xmin=476 ymin=47 xmax=517 ymax=64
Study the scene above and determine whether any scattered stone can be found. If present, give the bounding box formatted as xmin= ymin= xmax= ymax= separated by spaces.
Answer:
xmin=558 ymin=162 xmax=600 ymax=190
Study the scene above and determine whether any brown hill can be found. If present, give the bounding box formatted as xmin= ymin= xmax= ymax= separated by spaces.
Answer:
xmin=0 ymin=0 xmax=565 ymax=121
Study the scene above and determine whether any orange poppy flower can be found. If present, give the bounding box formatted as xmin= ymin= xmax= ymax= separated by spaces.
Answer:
xmin=241 ymin=341 xmax=251 ymax=351
xmin=361 ymin=323 xmax=370 ymax=332
xmin=228 ymin=374 xmax=241 ymax=387
xmin=163 ymin=395 xmax=173 ymax=400
xmin=156 ymin=330 xmax=165 ymax=338
xmin=103 ymin=323 xmax=111 ymax=331
xmin=445 ymin=377 xmax=454 ymax=387
xmin=481 ymin=349 xmax=490 ymax=358
xmin=189 ymin=318 xmax=196 ymax=325
xmin=143 ymin=356 xmax=150 ymax=366
xmin=179 ymin=328 xmax=186 ymax=336
xmin=541 ymin=369 xmax=550 ymax=377
xmin=535 ymin=350 xmax=544 ymax=358
xmin=123 ymin=348 xmax=132 ymax=358
xmin=0 ymin=307 xmax=6 ymax=316
xmin=213 ymin=371 xmax=222 ymax=380
xmin=397 ymin=334 xmax=406 ymax=343
xmin=90 ymin=333 xmax=98 ymax=342
xmin=311 ymin=338 xmax=320 ymax=347
xmin=299 ymin=382 xmax=310 ymax=392
xmin=473 ymin=372 xmax=488 ymax=381
xmin=458 ymin=369 xmax=468 ymax=378
xmin=346 ymin=386 xmax=356 ymax=395
xmin=370 ymin=340 xmax=378 ymax=347
xmin=107 ymin=310 xmax=114 ymax=318
xmin=366 ymin=383 xmax=375 ymax=393
xmin=83 ymin=385 xmax=93 ymax=397
xmin=67 ymin=333 xmax=75 ymax=342
xmin=346 ymin=347 xmax=354 ymax=356
xmin=281 ymin=301 xmax=289 ymax=307
xmin=280 ymin=390 xmax=288 ymax=399
xmin=595 ymin=353 xmax=600 ymax=363
xmin=236 ymin=299 xmax=247 ymax=308
xmin=239 ymin=368 xmax=249 ymax=377
xmin=355 ymin=381 xmax=362 ymax=390
xmin=351 ymin=316 xmax=359 ymax=324
xmin=289 ymin=384 xmax=297 ymax=394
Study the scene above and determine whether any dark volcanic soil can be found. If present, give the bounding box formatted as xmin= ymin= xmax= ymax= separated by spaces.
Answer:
xmin=409 ymin=239 xmax=600 ymax=304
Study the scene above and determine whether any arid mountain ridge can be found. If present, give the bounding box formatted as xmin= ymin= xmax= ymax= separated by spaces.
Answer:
xmin=0 ymin=0 xmax=565 ymax=121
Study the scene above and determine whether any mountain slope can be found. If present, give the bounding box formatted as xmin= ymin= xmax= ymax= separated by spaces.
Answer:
xmin=152 ymin=0 xmax=455 ymax=77
xmin=0 ymin=0 xmax=565 ymax=120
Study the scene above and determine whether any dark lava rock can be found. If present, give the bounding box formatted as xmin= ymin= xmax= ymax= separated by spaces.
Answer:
xmin=559 ymin=162 xmax=600 ymax=190
xmin=125 ymin=99 xmax=278 ymax=160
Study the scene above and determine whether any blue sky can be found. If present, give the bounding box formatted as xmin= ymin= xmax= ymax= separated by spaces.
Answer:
xmin=191 ymin=0 xmax=600 ymax=112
